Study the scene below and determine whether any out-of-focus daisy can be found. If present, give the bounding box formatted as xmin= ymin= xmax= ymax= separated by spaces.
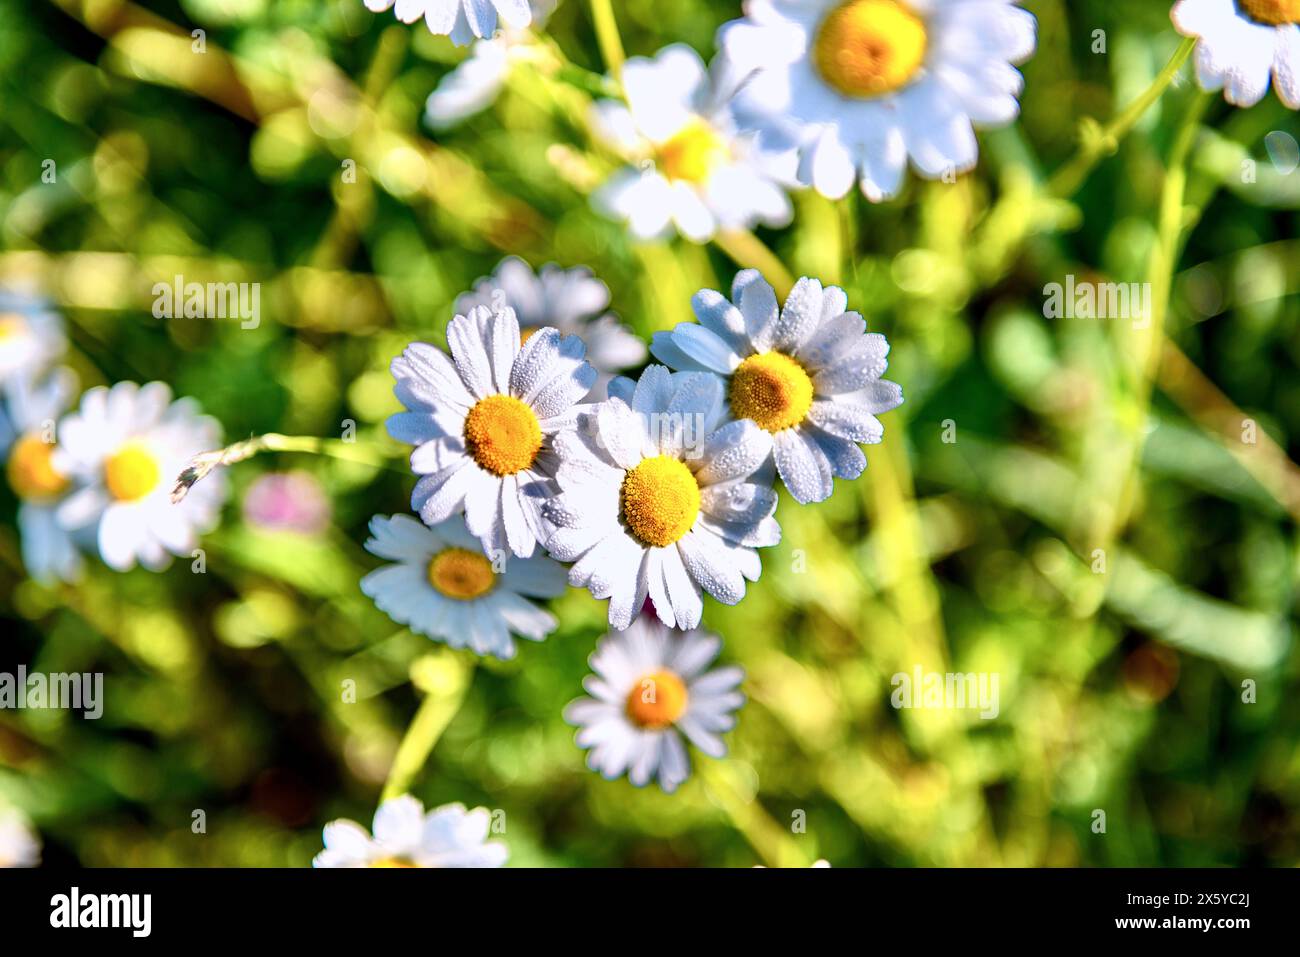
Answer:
xmin=313 ymin=795 xmax=506 ymax=868
xmin=387 ymin=303 xmax=596 ymax=559
xmin=650 ymin=269 xmax=903 ymax=505
xmin=542 ymin=365 xmax=778 ymax=631
xmin=361 ymin=512 xmax=565 ymax=659
xmin=425 ymin=0 xmax=556 ymax=128
xmin=592 ymin=44 xmax=795 ymax=242
xmin=563 ymin=616 xmax=745 ymax=793
xmin=1 ymin=368 xmax=83 ymax=583
xmin=455 ymin=257 xmax=646 ymax=399
xmin=362 ymin=0 xmax=531 ymax=46
xmin=720 ymin=0 xmax=1037 ymax=201
xmin=0 ymin=289 xmax=64 ymax=384
xmin=1172 ymin=0 xmax=1300 ymax=108
xmin=54 ymin=382 xmax=226 ymax=572
xmin=243 ymin=470 xmax=332 ymax=535
xmin=0 ymin=806 xmax=40 ymax=868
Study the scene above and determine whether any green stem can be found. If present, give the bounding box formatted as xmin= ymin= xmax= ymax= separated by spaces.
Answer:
xmin=713 ymin=230 xmax=795 ymax=299
xmin=1049 ymin=36 xmax=1196 ymax=199
xmin=170 ymin=432 xmax=406 ymax=503
xmin=1091 ymin=91 xmax=1210 ymax=546
xmin=698 ymin=760 xmax=812 ymax=867
xmin=380 ymin=655 xmax=475 ymax=803
xmin=587 ymin=0 xmax=625 ymax=80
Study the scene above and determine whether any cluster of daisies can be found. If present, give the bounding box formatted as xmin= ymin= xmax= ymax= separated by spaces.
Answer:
xmin=361 ymin=256 xmax=900 ymax=800
xmin=323 ymin=257 xmax=888 ymax=865
xmin=0 ymin=290 xmax=227 ymax=582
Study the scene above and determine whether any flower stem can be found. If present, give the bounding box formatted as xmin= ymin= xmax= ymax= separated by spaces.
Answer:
xmin=587 ymin=0 xmax=626 ymax=80
xmin=1088 ymin=90 xmax=1210 ymax=546
xmin=713 ymin=230 xmax=796 ymax=300
xmin=1049 ymin=36 xmax=1197 ymax=199
xmin=380 ymin=654 xmax=475 ymax=803
xmin=170 ymin=432 xmax=406 ymax=504
xmin=698 ymin=760 xmax=812 ymax=867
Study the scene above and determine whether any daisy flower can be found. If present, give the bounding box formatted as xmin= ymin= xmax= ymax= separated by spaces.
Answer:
xmin=360 ymin=512 xmax=566 ymax=660
xmin=425 ymin=0 xmax=556 ymax=128
xmin=362 ymin=0 xmax=532 ymax=46
xmin=0 ymin=806 xmax=40 ymax=868
xmin=591 ymin=44 xmax=795 ymax=242
xmin=719 ymin=0 xmax=1037 ymax=201
xmin=1172 ymin=0 xmax=1300 ymax=107
xmin=0 ymin=288 xmax=65 ymax=384
xmin=386 ymin=302 xmax=596 ymax=560
xmin=0 ymin=368 xmax=83 ymax=583
xmin=563 ymin=615 xmax=745 ymax=793
xmin=454 ymin=257 xmax=647 ymax=399
xmin=54 ymin=381 xmax=226 ymax=572
xmin=313 ymin=795 xmax=507 ymax=868
xmin=650 ymin=269 xmax=903 ymax=505
xmin=542 ymin=365 xmax=778 ymax=631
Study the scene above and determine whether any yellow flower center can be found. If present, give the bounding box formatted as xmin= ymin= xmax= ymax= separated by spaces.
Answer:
xmin=814 ymin=0 xmax=928 ymax=98
xmin=1239 ymin=0 xmax=1300 ymax=24
xmin=0 ymin=313 xmax=22 ymax=339
xmin=620 ymin=455 xmax=701 ymax=547
xmin=427 ymin=547 xmax=496 ymax=600
xmin=463 ymin=394 xmax=542 ymax=477
xmin=658 ymin=119 xmax=730 ymax=184
xmin=519 ymin=327 xmax=539 ymax=345
xmin=370 ymin=857 xmax=419 ymax=868
xmin=6 ymin=433 xmax=68 ymax=502
xmin=104 ymin=441 xmax=161 ymax=502
xmin=729 ymin=351 xmax=815 ymax=432
xmin=626 ymin=670 xmax=689 ymax=729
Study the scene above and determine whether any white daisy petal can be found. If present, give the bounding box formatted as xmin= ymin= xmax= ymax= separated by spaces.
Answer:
xmin=774 ymin=427 xmax=833 ymax=504
xmin=1173 ymin=0 xmax=1300 ymax=109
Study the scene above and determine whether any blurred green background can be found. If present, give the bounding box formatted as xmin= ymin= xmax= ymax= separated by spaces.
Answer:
xmin=1 ymin=0 xmax=1298 ymax=867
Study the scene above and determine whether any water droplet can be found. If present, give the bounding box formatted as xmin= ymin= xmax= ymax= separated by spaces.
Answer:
xmin=1264 ymin=130 xmax=1299 ymax=175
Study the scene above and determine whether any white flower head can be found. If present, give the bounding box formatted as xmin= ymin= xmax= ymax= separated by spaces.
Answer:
xmin=454 ymin=257 xmax=647 ymax=399
xmin=1 ymin=368 xmax=84 ymax=583
xmin=387 ymin=303 xmax=597 ymax=560
xmin=362 ymin=0 xmax=532 ymax=46
xmin=651 ymin=270 xmax=903 ymax=505
xmin=720 ymin=0 xmax=1037 ymax=201
xmin=0 ymin=806 xmax=40 ymax=868
xmin=592 ymin=44 xmax=796 ymax=242
xmin=563 ymin=615 xmax=745 ymax=794
xmin=1172 ymin=0 xmax=1300 ymax=108
xmin=361 ymin=512 xmax=566 ymax=659
xmin=425 ymin=0 xmax=557 ymax=127
xmin=0 ymin=288 xmax=65 ymax=385
xmin=542 ymin=365 xmax=779 ymax=631
xmin=54 ymin=381 xmax=226 ymax=572
xmin=313 ymin=795 xmax=507 ymax=868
